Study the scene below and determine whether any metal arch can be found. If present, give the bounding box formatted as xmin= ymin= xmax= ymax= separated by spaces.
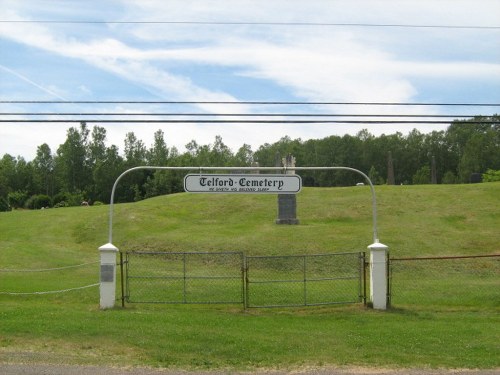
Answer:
xmin=107 ymin=166 xmax=380 ymax=245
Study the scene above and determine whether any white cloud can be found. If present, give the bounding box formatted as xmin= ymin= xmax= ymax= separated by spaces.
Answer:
xmin=1 ymin=0 xmax=499 ymax=159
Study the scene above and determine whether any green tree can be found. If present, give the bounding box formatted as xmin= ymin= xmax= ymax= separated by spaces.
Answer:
xmin=209 ymin=135 xmax=232 ymax=166
xmin=55 ymin=122 xmax=91 ymax=193
xmin=0 ymin=154 xmax=17 ymax=198
xmin=93 ymin=145 xmax=124 ymax=203
xmin=147 ymin=129 xmax=169 ymax=166
xmin=446 ymin=116 xmax=500 ymax=182
xmin=33 ymin=143 xmax=54 ymax=196
xmin=0 ymin=155 xmax=35 ymax=197
xmin=143 ymin=129 xmax=171 ymax=199
xmin=232 ymin=143 xmax=254 ymax=167
xmin=124 ymin=132 xmax=147 ymax=167
xmin=121 ymin=132 xmax=147 ymax=202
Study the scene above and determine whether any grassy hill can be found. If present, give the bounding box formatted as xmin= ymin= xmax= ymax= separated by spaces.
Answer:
xmin=1 ymin=183 xmax=499 ymax=263
xmin=0 ymin=183 xmax=499 ymax=370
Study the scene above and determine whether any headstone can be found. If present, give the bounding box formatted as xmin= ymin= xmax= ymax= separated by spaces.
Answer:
xmin=276 ymin=154 xmax=300 ymax=225
xmin=470 ymin=173 xmax=482 ymax=183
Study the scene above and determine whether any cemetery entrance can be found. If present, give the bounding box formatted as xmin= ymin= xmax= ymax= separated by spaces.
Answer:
xmin=103 ymin=165 xmax=380 ymax=309
xmin=122 ymin=251 xmax=366 ymax=308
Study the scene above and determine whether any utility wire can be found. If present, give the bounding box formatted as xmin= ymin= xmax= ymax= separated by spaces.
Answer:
xmin=2 ymin=101 xmax=499 ymax=106
xmin=1 ymin=20 xmax=499 ymax=29
xmin=0 ymin=113 xmax=484 ymax=118
xmin=1 ymin=119 xmax=497 ymax=124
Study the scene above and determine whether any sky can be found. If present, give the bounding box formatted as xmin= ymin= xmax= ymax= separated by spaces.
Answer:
xmin=1 ymin=0 xmax=499 ymax=161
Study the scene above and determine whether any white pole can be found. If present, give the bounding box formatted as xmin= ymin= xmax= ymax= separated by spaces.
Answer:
xmin=368 ymin=241 xmax=389 ymax=310
xmin=98 ymin=242 xmax=119 ymax=309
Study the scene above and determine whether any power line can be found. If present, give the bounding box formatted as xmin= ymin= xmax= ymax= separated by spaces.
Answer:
xmin=0 ymin=113 xmax=484 ymax=118
xmin=1 ymin=119 xmax=497 ymax=124
xmin=2 ymin=101 xmax=499 ymax=106
xmin=1 ymin=20 xmax=499 ymax=29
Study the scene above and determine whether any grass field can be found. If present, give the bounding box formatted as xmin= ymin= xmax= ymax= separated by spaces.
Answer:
xmin=0 ymin=183 xmax=499 ymax=370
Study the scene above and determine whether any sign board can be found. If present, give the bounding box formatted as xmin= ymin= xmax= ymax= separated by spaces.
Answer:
xmin=184 ymin=174 xmax=301 ymax=194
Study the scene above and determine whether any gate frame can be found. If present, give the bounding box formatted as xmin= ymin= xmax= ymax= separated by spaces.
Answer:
xmin=99 ymin=166 xmax=388 ymax=309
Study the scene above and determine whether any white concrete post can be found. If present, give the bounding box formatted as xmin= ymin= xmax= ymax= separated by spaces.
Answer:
xmin=98 ymin=242 xmax=119 ymax=309
xmin=368 ymin=241 xmax=389 ymax=310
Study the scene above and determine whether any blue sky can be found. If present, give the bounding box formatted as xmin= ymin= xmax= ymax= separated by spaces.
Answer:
xmin=1 ymin=0 xmax=499 ymax=160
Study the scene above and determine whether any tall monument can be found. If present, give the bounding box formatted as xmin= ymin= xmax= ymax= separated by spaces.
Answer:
xmin=276 ymin=154 xmax=300 ymax=225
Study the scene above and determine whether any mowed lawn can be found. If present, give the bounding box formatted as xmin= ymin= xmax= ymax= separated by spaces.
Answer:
xmin=0 ymin=183 xmax=499 ymax=370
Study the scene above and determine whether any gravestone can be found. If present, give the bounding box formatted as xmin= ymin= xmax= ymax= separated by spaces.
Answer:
xmin=276 ymin=154 xmax=300 ymax=225
xmin=470 ymin=173 xmax=482 ymax=183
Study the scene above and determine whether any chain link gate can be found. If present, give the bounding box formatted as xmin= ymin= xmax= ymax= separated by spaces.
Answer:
xmin=245 ymin=252 xmax=366 ymax=308
xmin=123 ymin=251 xmax=245 ymax=304
xmin=122 ymin=251 xmax=366 ymax=308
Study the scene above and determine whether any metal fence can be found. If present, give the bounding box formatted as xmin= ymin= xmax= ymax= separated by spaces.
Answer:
xmin=245 ymin=252 xmax=365 ymax=308
xmin=389 ymin=254 xmax=500 ymax=309
xmin=123 ymin=251 xmax=366 ymax=308
xmin=124 ymin=251 xmax=244 ymax=304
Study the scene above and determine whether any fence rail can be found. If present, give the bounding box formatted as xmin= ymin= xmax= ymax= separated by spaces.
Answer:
xmin=389 ymin=254 xmax=500 ymax=309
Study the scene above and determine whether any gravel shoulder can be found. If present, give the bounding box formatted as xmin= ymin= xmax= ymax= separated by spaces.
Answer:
xmin=1 ymin=363 xmax=499 ymax=375
xmin=2 ymin=350 xmax=498 ymax=375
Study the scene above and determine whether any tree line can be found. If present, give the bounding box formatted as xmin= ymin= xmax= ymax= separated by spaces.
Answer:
xmin=0 ymin=116 xmax=498 ymax=211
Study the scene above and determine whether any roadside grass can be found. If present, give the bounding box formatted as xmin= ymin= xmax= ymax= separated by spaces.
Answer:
xmin=1 ymin=297 xmax=498 ymax=369
xmin=0 ymin=183 xmax=499 ymax=370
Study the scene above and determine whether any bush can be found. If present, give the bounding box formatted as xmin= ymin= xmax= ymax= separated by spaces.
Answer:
xmin=412 ymin=166 xmax=431 ymax=185
xmin=482 ymin=169 xmax=500 ymax=182
xmin=25 ymin=194 xmax=52 ymax=210
xmin=53 ymin=192 xmax=84 ymax=207
xmin=0 ymin=196 xmax=11 ymax=212
xmin=53 ymin=201 xmax=69 ymax=208
xmin=8 ymin=191 xmax=28 ymax=209
xmin=442 ymin=171 xmax=458 ymax=184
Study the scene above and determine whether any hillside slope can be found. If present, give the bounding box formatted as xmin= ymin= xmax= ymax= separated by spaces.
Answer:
xmin=1 ymin=183 xmax=498 ymax=267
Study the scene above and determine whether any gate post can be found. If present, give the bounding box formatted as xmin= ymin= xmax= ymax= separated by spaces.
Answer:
xmin=368 ymin=241 xmax=389 ymax=310
xmin=98 ymin=242 xmax=119 ymax=309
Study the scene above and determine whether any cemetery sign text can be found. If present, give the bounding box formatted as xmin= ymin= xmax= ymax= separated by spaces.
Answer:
xmin=184 ymin=174 xmax=302 ymax=194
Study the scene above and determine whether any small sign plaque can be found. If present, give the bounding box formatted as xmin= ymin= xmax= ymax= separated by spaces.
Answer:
xmin=100 ymin=264 xmax=114 ymax=283
xmin=184 ymin=174 xmax=301 ymax=194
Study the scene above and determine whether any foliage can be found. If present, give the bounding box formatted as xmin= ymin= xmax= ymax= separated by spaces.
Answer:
xmin=412 ymin=165 xmax=431 ymax=185
xmin=442 ymin=170 xmax=458 ymax=184
xmin=368 ymin=165 xmax=384 ymax=185
xmin=24 ymin=194 xmax=51 ymax=209
xmin=0 ymin=196 xmax=10 ymax=212
xmin=0 ymin=116 xmax=499 ymax=209
xmin=7 ymin=190 xmax=28 ymax=209
xmin=482 ymin=169 xmax=500 ymax=182
xmin=53 ymin=191 xmax=85 ymax=207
